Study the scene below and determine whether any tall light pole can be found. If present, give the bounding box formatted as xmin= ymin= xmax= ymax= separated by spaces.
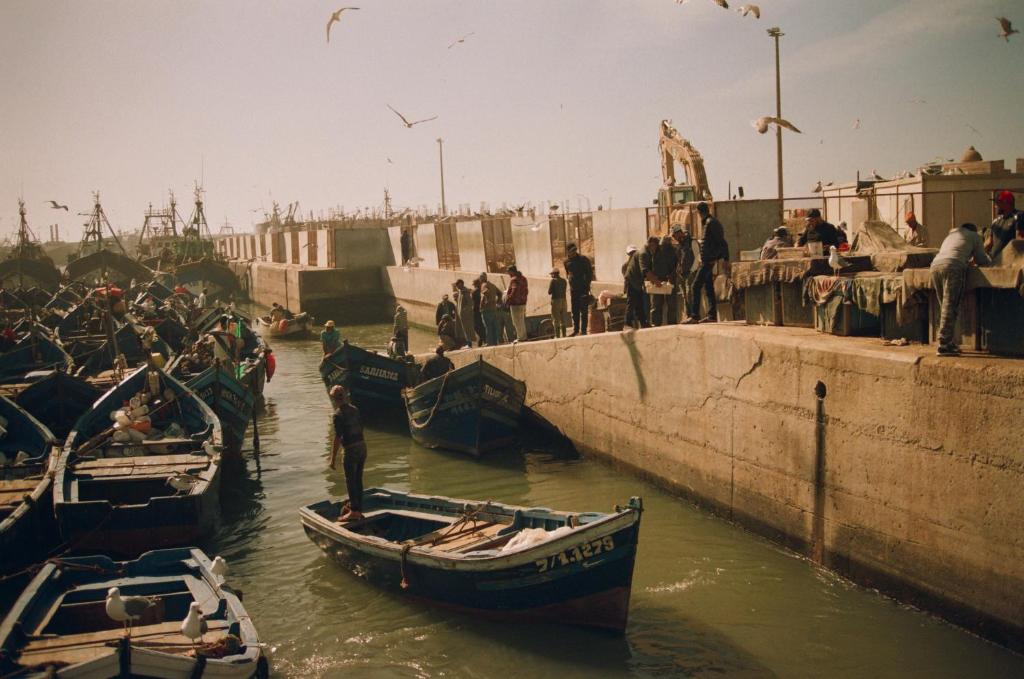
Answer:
xmin=768 ymin=27 xmax=785 ymax=207
xmin=437 ymin=138 xmax=447 ymax=218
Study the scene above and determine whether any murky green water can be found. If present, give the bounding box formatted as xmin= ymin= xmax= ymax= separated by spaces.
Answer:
xmin=210 ymin=323 xmax=1023 ymax=678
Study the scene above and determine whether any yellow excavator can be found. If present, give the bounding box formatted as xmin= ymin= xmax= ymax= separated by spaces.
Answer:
xmin=655 ymin=119 xmax=713 ymax=231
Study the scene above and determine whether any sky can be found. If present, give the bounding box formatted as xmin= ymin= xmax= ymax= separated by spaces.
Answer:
xmin=1 ymin=0 xmax=1022 ymax=240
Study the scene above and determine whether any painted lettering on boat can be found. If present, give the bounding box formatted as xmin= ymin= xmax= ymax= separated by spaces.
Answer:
xmin=196 ymin=385 xmax=248 ymax=413
xmin=325 ymin=366 xmax=344 ymax=383
xmin=534 ymin=536 xmax=614 ymax=573
xmin=483 ymin=384 xmax=510 ymax=405
xmin=359 ymin=365 xmax=399 ymax=382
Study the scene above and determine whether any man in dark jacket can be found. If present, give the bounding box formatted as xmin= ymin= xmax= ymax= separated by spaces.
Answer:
xmin=329 ymin=385 xmax=367 ymax=522
xmin=563 ymin=243 xmax=594 ymax=336
xmin=684 ymin=202 xmax=730 ymax=324
xmin=548 ymin=268 xmax=568 ymax=337
xmin=621 ymin=244 xmax=647 ymax=329
xmin=797 ymin=209 xmax=840 ymax=250
xmin=671 ymin=224 xmax=696 ymax=316
xmin=420 ymin=345 xmax=455 ymax=381
xmin=650 ymin=235 xmax=680 ymax=325
xmin=435 ymin=294 xmax=457 ymax=326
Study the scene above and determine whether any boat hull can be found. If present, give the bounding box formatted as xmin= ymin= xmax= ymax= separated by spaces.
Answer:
xmin=185 ymin=364 xmax=255 ymax=453
xmin=404 ymin=360 xmax=526 ymax=457
xmin=320 ymin=342 xmax=419 ymax=409
xmin=255 ymin=312 xmax=311 ymax=338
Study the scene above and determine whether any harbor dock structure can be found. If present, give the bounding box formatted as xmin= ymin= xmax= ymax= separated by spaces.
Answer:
xmin=210 ymin=156 xmax=1024 ymax=650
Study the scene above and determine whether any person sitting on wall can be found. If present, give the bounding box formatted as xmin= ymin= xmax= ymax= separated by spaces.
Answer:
xmin=986 ymin=190 xmax=1024 ymax=261
xmin=760 ymin=226 xmax=794 ymax=260
xmin=930 ymin=222 xmax=991 ymax=356
xmin=797 ymin=209 xmax=840 ymax=250
xmin=420 ymin=344 xmax=455 ymax=382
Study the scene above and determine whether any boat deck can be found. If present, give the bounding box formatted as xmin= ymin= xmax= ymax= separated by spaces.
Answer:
xmin=71 ymin=452 xmax=209 ymax=479
xmin=347 ymin=508 xmax=512 ymax=554
xmin=0 ymin=476 xmax=44 ymax=516
xmin=17 ymin=618 xmax=231 ymax=668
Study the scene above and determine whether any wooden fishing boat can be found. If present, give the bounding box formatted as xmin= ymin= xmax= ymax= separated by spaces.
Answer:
xmin=320 ymin=340 xmax=420 ymax=409
xmin=0 ymin=330 xmax=74 ymax=383
xmin=403 ymin=358 xmax=526 ymax=457
xmin=0 ymin=547 xmax=268 ymax=678
xmin=10 ymin=370 xmax=103 ymax=442
xmin=54 ymin=366 xmax=223 ymax=556
xmin=300 ymin=488 xmax=644 ymax=633
xmin=0 ymin=396 xmax=58 ymax=575
xmin=254 ymin=311 xmax=311 ymax=338
xmin=167 ymin=357 xmax=254 ymax=454
xmin=75 ymin=322 xmax=171 ymax=377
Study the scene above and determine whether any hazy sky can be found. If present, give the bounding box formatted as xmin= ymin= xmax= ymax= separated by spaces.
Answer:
xmin=1 ymin=0 xmax=1022 ymax=240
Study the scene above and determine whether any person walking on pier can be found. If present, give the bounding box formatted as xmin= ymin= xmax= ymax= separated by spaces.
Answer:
xmin=506 ymin=265 xmax=529 ymax=341
xmin=320 ymin=320 xmax=341 ymax=357
xmin=548 ymin=268 xmax=568 ymax=337
xmin=329 ymin=385 xmax=366 ymax=522
xmin=393 ymin=305 xmax=408 ymax=356
xmin=684 ymin=202 xmax=730 ymax=324
xmin=478 ymin=273 xmax=504 ymax=346
xmin=564 ymin=243 xmax=594 ymax=336
xmin=987 ymin=190 xmax=1023 ymax=260
xmin=930 ymin=223 xmax=991 ymax=356
xmin=453 ymin=279 xmax=475 ymax=347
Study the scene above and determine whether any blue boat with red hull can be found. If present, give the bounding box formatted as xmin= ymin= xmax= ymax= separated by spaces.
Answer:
xmin=320 ymin=340 xmax=419 ymax=409
xmin=403 ymin=358 xmax=526 ymax=457
xmin=300 ymin=488 xmax=643 ymax=633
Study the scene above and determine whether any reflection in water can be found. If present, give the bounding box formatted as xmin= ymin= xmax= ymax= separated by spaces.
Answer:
xmin=208 ymin=321 xmax=1024 ymax=679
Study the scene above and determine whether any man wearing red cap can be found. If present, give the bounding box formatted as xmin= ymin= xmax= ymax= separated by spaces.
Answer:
xmin=904 ymin=212 xmax=927 ymax=247
xmin=987 ymin=190 xmax=1023 ymax=260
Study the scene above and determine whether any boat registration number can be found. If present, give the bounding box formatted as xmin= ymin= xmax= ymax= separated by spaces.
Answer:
xmin=534 ymin=536 xmax=614 ymax=573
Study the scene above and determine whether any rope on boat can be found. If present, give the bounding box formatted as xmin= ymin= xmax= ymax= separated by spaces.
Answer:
xmin=404 ymin=371 xmax=451 ymax=430
xmin=397 ymin=502 xmax=492 ymax=590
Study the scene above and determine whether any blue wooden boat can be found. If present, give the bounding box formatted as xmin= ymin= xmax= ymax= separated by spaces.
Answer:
xmin=403 ymin=358 xmax=526 ymax=457
xmin=0 ymin=396 xmax=58 ymax=575
xmin=0 ymin=331 xmax=74 ymax=384
xmin=76 ymin=322 xmax=171 ymax=377
xmin=13 ymin=370 xmax=102 ymax=442
xmin=320 ymin=340 xmax=420 ymax=409
xmin=54 ymin=367 xmax=223 ymax=556
xmin=167 ymin=357 xmax=255 ymax=454
xmin=0 ymin=548 xmax=268 ymax=678
xmin=300 ymin=488 xmax=644 ymax=633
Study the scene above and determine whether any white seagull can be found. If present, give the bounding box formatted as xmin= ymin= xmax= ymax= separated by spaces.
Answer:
xmin=166 ymin=472 xmax=200 ymax=494
xmin=828 ymin=246 xmax=849 ymax=277
xmin=181 ymin=602 xmax=208 ymax=649
xmin=47 ymin=200 xmax=69 ymax=211
xmin=738 ymin=4 xmax=760 ymax=19
xmin=997 ymin=17 xmax=1018 ymax=42
xmin=326 ymin=7 xmax=359 ymax=43
xmin=870 ymin=169 xmax=889 ymax=181
xmin=386 ymin=104 xmax=438 ymax=129
xmin=448 ymin=32 xmax=475 ymax=49
xmin=211 ymin=556 xmax=229 ymax=577
xmin=753 ymin=116 xmax=802 ymax=134
xmin=852 ymin=118 xmax=861 ymax=130
xmin=676 ymin=0 xmax=729 ymax=8
xmin=106 ymin=587 xmax=157 ymax=634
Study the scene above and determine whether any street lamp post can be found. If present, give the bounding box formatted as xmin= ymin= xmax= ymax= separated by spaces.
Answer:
xmin=437 ymin=138 xmax=447 ymax=218
xmin=768 ymin=27 xmax=785 ymax=208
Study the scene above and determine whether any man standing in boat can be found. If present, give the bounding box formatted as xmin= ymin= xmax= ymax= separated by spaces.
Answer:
xmin=329 ymin=385 xmax=367 ymax=522
xmin=320 ymin=320 xmax=340 ymax=358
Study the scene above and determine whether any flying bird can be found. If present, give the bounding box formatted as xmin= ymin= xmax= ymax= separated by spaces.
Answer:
xmin=386 ymin=104 xmax=437 ymax=129
xmin=448 ymin=32 xmax=475 ymax=49
xmin=828 ymin=246 xmax=849 ymax=278
xmin=737 ymin=4 xmax=760 ymax=18
xmin=326 ymin=7 xmax=359 ymax=43
xmin=48 ymin=201 xmax=68 ymax=211
xmin=181 ymin=602 xmax=208 ymax=650
xmin=997 ymin=17 xmax=1018 ymax=42
xmin=106 ymin=587 xmax=157 ymax=634
xmin=852 ymin=118 xmax=861 ymax=130
xmin=676 ymin=0 xmax=729 ymax=8
xmin=966 ymin=123 xmax=983 ymax=136
xmin=753 ymin=116 xmax=802 ymax=134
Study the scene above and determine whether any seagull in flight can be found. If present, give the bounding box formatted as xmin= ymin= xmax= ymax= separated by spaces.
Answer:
xmin=326 ymin=7 xmax=359 ymax=43
xmin=997 ymin=17 xmax=1018 ymax=42
xmin=752 ymin=116 xmax=801 ymax=134
xmin=448 ymin=32 xmax=475 ymax=49
xmin=387 ymin=104 xmax=437 ymax=129
xmin=737 ymin=4 xmax=760 ymax=19
xmin=852 ymin=118 xmax=861 ymax=130
xmin=676 ymin=0 xmax=729 ymax=8
xmin=48 ymin=200 xmax=68 ymax=211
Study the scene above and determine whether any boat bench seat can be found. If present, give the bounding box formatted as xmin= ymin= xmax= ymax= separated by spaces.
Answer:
xmin=0 ymin=478 xmax=42 ymax=505
xmin=72 ymin=453 xmax=209 ymax=479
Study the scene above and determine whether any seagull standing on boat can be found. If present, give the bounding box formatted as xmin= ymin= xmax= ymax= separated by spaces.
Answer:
xmin=211 ymin=556 xmax=229 ymax=577
xmin=106 ymin=587 xmax=156 ymax=635
xmin=166 ymin=472 xmax=199 ymax=495
xmin=326 ymin=7 xmax=359 ymax=43
xmin=181 ymin=602 xmax=208 ymax=650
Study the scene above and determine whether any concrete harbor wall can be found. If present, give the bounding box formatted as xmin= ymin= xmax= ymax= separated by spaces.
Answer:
xmin=438 ymin=325 xmax=1024 ymax=650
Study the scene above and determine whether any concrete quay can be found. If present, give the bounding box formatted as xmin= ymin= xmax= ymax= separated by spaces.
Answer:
xmin=437 ymin=323 xmax=1024 ymax=651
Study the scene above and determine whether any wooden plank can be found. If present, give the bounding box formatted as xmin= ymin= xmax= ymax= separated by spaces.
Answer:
xmin=73 ymin=453 xmax=207 ymax=471
xmin=430 ymin=522 xmax=503 ymax=552
xmin=23 ymin=619 xmax=230 ymax=653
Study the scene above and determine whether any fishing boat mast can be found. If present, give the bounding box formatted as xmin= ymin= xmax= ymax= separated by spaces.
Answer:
xmin=77 ymin=192 xmax=128 ymax=259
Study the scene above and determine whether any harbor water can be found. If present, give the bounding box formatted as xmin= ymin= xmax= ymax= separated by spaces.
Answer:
xmin=211 ymin=322 xmax=1023 ymax=678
